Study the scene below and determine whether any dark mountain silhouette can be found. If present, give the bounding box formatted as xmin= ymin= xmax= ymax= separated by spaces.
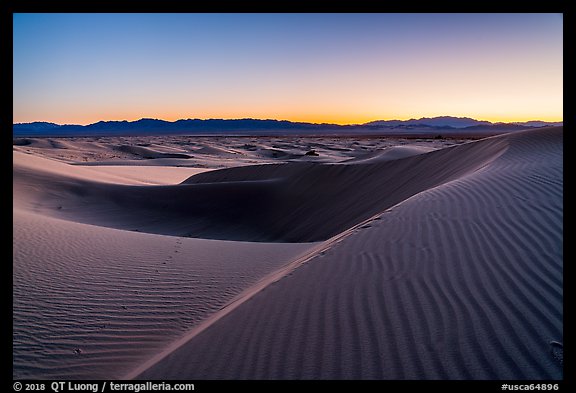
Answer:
xmin=512 ymin=120 xmax=564 ymax=127
xmin=365 ymin=116 xmax=492 ymax=128
xmin=13 ymin=117 xmax=562 ymax=137
xmin=13 ymin=118 xmax=341 ymax=136
xmin=13 ymin=121 xmax=60 ymax=131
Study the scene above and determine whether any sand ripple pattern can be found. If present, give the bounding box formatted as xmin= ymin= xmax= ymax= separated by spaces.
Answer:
xmin=13 ymin=212 xmax=311 ymax=379
xmin=135 ymin=127 xmax=562 ymax=379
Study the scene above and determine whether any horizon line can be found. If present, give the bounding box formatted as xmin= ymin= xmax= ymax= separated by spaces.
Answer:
xmin=13 ymin=115 xmax=565 ymax=127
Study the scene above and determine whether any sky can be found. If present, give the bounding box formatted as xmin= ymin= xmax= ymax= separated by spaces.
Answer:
xmin=13 ymin=13 xmax=563 ymax=125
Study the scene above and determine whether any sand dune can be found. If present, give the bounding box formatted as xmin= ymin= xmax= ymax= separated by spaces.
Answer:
xmin=14 ymin=135 xmax=461 ymax=167
xmin=13 ymin=203 xmax=312 ymax=380
xmin=192 ymin=144 xmax=243 ymax=156
xmin=114 ymin=144 xmax=192 ymax=159
xmin=13 ymin=151 xmax=208 ymax=187
xmin=13 ymin=127 xmax=562 ymax=380
xmin=343 ymin=145 xmax=436 ymax=164
xmin=14 ymin=135 xmax=506 ymax=242
xmin=131 ymin=127 xmax=562 ymax=379
xmin=13 ymin=148 xmax=316 ymax=379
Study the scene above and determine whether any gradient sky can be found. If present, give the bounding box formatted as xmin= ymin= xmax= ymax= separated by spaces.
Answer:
xmin=13 ymin=13 xmax=563 ymax=125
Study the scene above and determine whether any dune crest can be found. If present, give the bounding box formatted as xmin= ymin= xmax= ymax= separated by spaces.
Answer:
xmin=131 ymin=127 xmax=562 ymax=380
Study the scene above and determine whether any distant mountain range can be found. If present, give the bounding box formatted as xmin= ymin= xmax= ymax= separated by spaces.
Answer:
xmin=365 ymin=116 xmax=492 ymax=128
xmin=13 ymin=116 xmax=563 ymax=137
xmin=365 ymin=116 xmax=563 ymax=129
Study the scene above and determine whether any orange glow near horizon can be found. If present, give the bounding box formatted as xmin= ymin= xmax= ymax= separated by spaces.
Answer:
xmin=14 ymin=111 xmax=564 ymax=127
xmin=13 ymin=14 xmax=562 ymax=128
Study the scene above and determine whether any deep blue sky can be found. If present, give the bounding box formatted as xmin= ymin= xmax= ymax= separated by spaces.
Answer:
xmin=13 ymin=13 xmax=563 ymax=124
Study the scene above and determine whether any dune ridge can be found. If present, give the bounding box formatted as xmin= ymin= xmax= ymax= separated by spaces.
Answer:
xmin=131 ymin=127 xmax=562 ymax=380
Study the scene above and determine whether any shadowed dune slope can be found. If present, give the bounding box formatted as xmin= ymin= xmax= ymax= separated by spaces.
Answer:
xmin=133 ymin=126 xmax=562 ymax=380
xmin=14 ymin=133 xmax=509 ymax=242
xmin=342 ymin=145 xmax=436 ymax=164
